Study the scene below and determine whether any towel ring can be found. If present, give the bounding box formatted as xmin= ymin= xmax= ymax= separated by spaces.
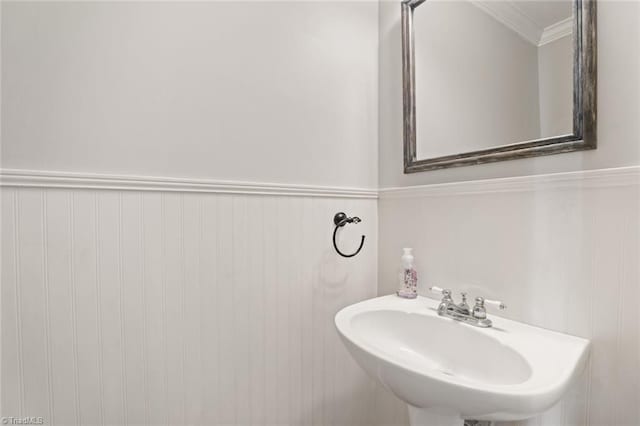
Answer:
xmin=332 ymin=212 xmax=365 ymax=258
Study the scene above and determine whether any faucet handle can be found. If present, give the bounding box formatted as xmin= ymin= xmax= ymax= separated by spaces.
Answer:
xmin=429 ymin=286 xmax=453 ymax=301
xmin=472 ymin=297 xmax=506 ymax=319
xmin=484 ymin=298 xmax=506 ymax=310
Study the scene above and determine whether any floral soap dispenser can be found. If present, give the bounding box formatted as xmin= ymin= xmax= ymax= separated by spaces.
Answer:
xmin=397 ymin=248 xmax=418 ymax=299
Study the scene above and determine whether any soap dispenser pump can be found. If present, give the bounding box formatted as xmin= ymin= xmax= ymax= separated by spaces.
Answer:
xmin=397 ymin=248 xmax=418 ymax=299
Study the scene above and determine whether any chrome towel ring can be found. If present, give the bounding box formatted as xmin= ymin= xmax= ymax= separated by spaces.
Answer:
xmin=332 ymin=212 xmax=365 ymax=258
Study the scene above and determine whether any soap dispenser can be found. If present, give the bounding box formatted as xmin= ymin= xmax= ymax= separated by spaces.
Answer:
xmin=397 ymin=248 xmax=418 ymax=299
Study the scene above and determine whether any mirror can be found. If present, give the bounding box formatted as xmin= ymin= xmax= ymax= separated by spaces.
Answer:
xmin=402 ymin=0 xmax=596 ymax=172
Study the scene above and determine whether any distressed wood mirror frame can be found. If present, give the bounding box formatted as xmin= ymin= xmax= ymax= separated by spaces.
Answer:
xmin=402 ymin=0 xmax=597 ymax=173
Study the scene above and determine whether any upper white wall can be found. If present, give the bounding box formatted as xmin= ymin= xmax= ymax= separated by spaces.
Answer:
xmin=538 ymin=35 xmax=573 ymax=138
xmin=1 ymin=1 xmax=379 ymax=189
xmin=415 ymin=1 xmax=540 ymax=158
xmin=379 ymin=0 xmax=640 ymax=187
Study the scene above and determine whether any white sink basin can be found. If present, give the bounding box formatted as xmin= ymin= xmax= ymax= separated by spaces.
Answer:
xmin=335 ymin=295 xmax=590 ymax=426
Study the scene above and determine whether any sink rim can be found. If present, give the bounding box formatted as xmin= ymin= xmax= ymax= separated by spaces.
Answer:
xmin=335 ymin=295 xmax=590 ymax=400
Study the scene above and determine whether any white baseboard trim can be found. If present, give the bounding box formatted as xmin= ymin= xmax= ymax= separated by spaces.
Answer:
xmin=0 ymin=169 xmax=378 ymax=199
xmin=379 ymin=166 xmax=640 ymax=199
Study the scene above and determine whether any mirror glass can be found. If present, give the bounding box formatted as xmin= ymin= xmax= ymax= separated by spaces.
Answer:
xmin=413 ymin=0 xmax=574 ymax=159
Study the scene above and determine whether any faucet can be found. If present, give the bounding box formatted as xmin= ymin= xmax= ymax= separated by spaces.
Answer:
xmin=430 ymin=286 xmax=506 ymax=328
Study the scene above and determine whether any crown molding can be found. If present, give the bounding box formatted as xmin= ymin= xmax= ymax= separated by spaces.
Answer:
xmin=470 ymin=0 xmax=542 ymax=45
xmin=470 ymin=1 xmax=572 ymax=47
xmin=379 ymin=166 xmax=640 ymax=199
xmin=539 ymin=17 xmax=573 ymax=46
xmin=0 ymin=169 xmax=378 ymax=199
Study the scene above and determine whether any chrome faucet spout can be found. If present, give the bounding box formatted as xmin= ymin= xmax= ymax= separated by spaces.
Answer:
xmin=445 ymin=303 xmax=470 ymax=316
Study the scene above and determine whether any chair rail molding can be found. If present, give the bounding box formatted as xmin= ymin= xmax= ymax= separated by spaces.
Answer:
xmin=379 ymin=166 xmax=640 ymax=198
xmin=3 ymin=166 xmax=638 ymax=200
xmin=0 ymin=169 xmax=378 ymax=199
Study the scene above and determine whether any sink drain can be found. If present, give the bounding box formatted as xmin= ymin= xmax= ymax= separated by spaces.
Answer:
xmin=463 ymin=421 xmax=492 ymax=426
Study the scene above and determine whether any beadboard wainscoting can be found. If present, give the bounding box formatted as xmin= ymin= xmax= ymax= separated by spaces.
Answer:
xmin=378 ymin=166 xmax=640 ymax=426
xmin=1 ymin=175 xmax=379 ymax=426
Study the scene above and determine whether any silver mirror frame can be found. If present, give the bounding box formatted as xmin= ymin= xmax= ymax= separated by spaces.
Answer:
xmin=402 ymin=0 xmax=597 ymax=173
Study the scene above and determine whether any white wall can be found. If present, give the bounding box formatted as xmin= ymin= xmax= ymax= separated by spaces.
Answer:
xmin=2 ymin=187 xmax=379 ymax=425
xmin=379 ymin=0 xmax=640 ymax=187
xmin=538 ymin=35 xmax=573 ymax=138
xmin=414 ymin=1 xmax=541 ymax=158
xmin=1 ymin=2 xmax=381 ymax=425
xmin=1 ymin=1 xmax=378 ymax=189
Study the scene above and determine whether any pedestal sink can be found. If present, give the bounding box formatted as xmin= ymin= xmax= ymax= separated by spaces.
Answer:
xmin=335 ymin=295 xmax=590 ymax=426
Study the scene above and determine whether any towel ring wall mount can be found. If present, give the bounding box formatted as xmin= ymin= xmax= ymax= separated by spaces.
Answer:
xmin=332 ymin=212 xmax=365 ymax=258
